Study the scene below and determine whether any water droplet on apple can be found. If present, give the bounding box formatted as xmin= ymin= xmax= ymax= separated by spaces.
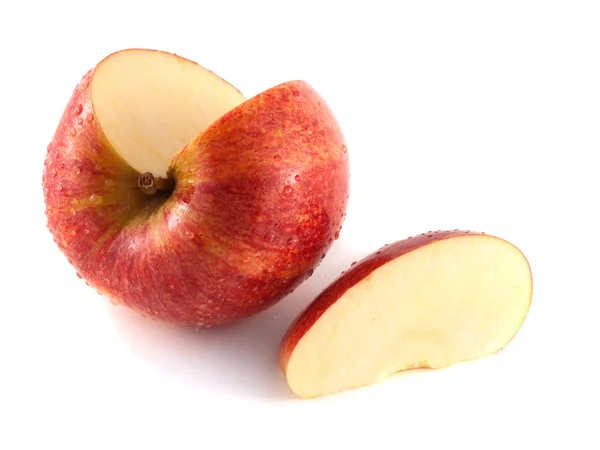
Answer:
xmin=264 ymin=231 xmax=276 ymax=243
xmin=70 ymin=128 xmax=77 ymax=136
xmin=186 ymin=231 xmax=195 ymax=240
xmin=351 ymin=261 xmax=357 ymax=266
xmin=274 ymin=154 xmax=281 ymax=161
xmin=341 ymin=145 xmax=348 ymax=153
xmin=84 ymin=228 xmax=90 ymax=234
xmin=292 ymin=86 xmax=300 ymax=96
xmin=287 ymin=237 xmax=298 ymax=247
xmin=308 ymin=269 xmax=315 ymax=277
xmin=77 ymin=117 xmax=83 ymax=125
xmin=104 ymin=179 xmax=114 ymax=187
xmin=283 ymin=185 xmax=293 ymax=196
xmin=428 ymin=234 xmax=433 ymax=238
xmin=294 ymin=174 xmax=301 ymax=182
xmin=86 ymin=113 xmax=94 ymax=122
xmin=76 ymin=272 xmax=82 ymax=279
xmin=89 ymin=194 xmax=103 ymax=206
xmin=70 ymin=209 xmax=77 ymax=216
xmin=57 ymin=184 xmax=63 ymax=192
xmin=169 ymin=284 xmax=175 ymax=290
xmin=74 ymin=104 xmax=83 ymax=115
xmin=334 ymin=231 xmax=340 ymax=240
xmin=51 ymin=168 xmax=57 ymax=177
xmin=320 ymin=253 xmax=326 ymax=260
xmin=74 ymin=167 xmax=81 ymax=175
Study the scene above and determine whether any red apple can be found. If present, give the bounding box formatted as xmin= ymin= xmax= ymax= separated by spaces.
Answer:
xmin=42 ymin=49 xmax=349 ymax=327
xmin=279 ymin=230 xmax=533 ymax=398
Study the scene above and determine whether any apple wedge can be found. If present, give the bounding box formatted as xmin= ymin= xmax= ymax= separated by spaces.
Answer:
xmin=43 ymin=49 xmax=349 ymax=327
xmin=279 ymin=230 xmax=533 ymax=398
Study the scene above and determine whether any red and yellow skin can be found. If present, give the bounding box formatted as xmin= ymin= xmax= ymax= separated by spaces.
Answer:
xmin=42 ymin=69 xmax=349 ymax=327
xmin=278 ymin=230 xmax=532 ymax=372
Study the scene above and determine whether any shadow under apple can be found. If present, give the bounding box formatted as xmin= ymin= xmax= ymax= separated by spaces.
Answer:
xmin=107 ymin=232 xmax=370 ymax=401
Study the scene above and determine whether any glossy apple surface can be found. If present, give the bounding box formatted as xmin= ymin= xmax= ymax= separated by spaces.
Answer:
xmin=42 ymin=49 xmax=349 ymax=327
xmin=279 ymin=230 xmax=533 ymax=398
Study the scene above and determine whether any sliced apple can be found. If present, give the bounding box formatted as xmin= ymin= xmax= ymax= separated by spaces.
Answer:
xmin=91 ymin=49 xmax=245 ymax=178
xmin=279 ymin=230 xmax=533 ymax=398
xmin=43 ymin=48 xmax=349 ymax=327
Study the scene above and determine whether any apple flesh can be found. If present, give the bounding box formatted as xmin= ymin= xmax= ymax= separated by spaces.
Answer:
xmin=91 ymin=49 xmax=246 ymax=178
xmin=42 ymin=49 xmax=349 ymax=327
xmin=279 ymin=231 xmax=533 ymax=398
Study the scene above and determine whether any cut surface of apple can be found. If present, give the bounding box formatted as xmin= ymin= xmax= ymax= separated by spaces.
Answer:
xmin=92 ymin=49 xmax=245 ymax=177
xmin=279 ymin=231 xmax=533 ymax=398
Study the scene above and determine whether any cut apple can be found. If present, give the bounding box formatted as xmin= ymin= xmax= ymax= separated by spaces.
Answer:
xmin=92 ymin=49 xmax=245 ymax=178
xmin=279 ymin=231 xmax=533 ymax=398
xmin=43 ymin=48 xmax=349 ymax=327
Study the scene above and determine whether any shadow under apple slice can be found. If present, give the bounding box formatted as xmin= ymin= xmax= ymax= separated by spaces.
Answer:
xmin=107 ymin=233 xmax=370 ymax=401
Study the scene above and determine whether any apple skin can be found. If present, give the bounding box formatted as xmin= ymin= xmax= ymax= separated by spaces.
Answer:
xmin=43 ymin=59 xmax=349 ymax=327
xmin=278 ymin=230 xmax=532 ymax=372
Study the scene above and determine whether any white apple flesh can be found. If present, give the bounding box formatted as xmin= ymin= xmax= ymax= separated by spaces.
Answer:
xmin=92 ymin=49 xmax=246 ymax=177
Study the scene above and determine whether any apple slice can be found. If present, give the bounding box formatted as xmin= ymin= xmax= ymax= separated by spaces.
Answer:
xmin=279 ymin=231 xmax=533 ymax=398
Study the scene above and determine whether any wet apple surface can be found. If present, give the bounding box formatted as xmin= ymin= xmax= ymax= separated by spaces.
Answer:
xmin=43 ymin=49 xmax=350 ymax=327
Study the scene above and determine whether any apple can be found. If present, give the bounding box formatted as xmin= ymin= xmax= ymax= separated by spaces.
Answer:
xmin=279 ymin=230 xmax=533 ymax=398
xmin=42 ymin=48 xmax=349 ymax=327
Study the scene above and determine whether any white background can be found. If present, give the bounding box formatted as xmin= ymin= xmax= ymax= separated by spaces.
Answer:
xmin=1 ymin=1 xmax=599 ymax=448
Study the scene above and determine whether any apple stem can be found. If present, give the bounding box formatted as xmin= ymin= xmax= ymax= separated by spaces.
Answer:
xmin=138 ymin=172 xmax=175 ymax=195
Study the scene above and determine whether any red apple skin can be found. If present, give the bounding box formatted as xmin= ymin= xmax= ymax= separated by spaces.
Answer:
xmin=278 ymin=230 xmax=532 ymax=372
xmin=42 ymin=55 xmax=349 ymax=327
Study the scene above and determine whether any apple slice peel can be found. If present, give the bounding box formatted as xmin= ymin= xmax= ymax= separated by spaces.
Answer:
xmin=279 ymin=230 xmax=533 ymax=398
